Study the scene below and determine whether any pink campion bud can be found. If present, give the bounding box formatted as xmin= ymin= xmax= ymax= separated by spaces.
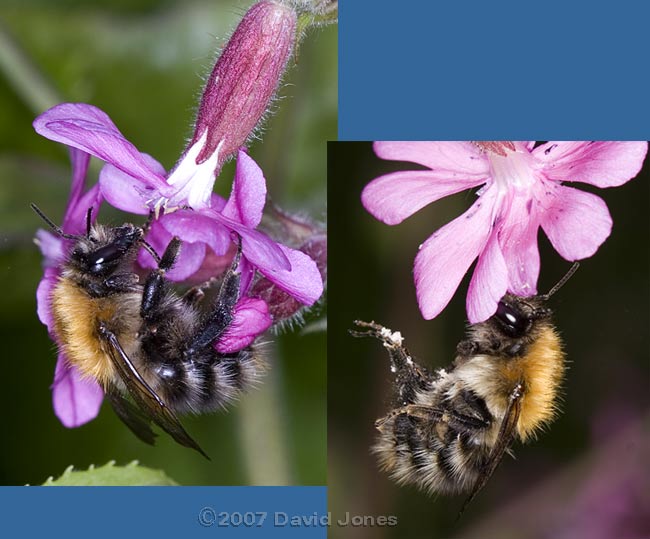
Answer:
xmin=192 ymin=0 xmax=297 ymax=168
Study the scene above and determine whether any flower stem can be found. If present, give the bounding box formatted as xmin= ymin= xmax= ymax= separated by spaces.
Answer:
xmin=236 ymin=343 xmax=293 ymax=485
xmin=0 ymin=23 xmax=62 ymax=113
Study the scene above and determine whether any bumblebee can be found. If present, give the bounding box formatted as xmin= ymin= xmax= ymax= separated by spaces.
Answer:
xmin=33 ymin=204 xmax=263 ymax=458
xmin=351 ymin=264 xmax=578 ymax=511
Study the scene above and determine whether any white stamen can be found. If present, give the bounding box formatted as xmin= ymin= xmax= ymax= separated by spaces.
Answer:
xmin=149 ymin=132 xmax=224 ymax=213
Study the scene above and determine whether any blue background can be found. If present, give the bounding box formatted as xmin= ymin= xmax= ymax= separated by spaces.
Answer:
xmin=340 ymin=0 xmax=650 ymax=139
xmin=0 ymin=487 xmax=327 ymax=538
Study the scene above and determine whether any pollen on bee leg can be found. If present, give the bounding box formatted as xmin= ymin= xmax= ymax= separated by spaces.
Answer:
xmin=380 ymin=327 xmax=404 ymax=347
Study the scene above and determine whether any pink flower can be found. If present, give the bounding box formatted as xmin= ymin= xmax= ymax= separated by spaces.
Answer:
xmin=30 ymin=0 xmax=323 ymax=431
xmin=34 ymin=148 xmax=104 ymax=428
xmin=362 ymin=141 xmax=648 ymax=323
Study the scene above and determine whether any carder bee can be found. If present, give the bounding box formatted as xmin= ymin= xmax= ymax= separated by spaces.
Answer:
xmin=33 ymin=204 xmax=264 ymax=459
xmin=351 ymin=263 xmax=578 ymax=512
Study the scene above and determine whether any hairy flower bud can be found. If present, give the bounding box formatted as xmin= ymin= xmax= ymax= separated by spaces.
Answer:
xmin=192 ymin=0 xmax=297 ymax=169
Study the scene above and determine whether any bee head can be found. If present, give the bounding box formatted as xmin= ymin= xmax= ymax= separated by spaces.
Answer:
xmin=494 ymin=296 xmax=550 ymax=338
xmin=493 ymin=262 xmax=579 ymax=339
xmin=70 ymin=224 xmax=143 ymax=277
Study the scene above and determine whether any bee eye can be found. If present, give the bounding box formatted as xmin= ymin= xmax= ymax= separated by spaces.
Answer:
xmin=495 ymin=301 xmax=530 ymax=337
xmin=88 ymin=244 xmax=125 ymax=273
xmin=85 ymin=227 xmax=141 ymax=274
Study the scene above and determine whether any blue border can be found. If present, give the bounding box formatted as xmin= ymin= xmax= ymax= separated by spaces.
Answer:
xmin=340 ymin=0 xmax=650 ymax=139
xmin=0 ymin=487 xmax=327 ymax=538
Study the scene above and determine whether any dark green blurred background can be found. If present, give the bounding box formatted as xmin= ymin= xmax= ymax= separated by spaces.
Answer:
xmin=0 ymin=0 xmax=335 ymax=486
xmin=328 ymin=142 xmax=649 ymax=539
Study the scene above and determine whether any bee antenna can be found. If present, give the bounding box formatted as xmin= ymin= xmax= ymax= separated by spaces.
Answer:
xmin=85 ymin=207 xmax=93 ymax=237
xmin=140 ymin=238 xmax=161 ymax=264
xmin=539 ymin=262 xmax=580 ymax=301
xmin=30 ymin=203 xmax=78 ymax=240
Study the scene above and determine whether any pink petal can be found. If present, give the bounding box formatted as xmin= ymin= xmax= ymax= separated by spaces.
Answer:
xmin=254 ymin=243 xmax=324 ymax=306
xmin=138 ymin=221 xmax=207 ymax=281
xmin=36 ymin=229 xmax=66 ymax=265
xmin=222 ymin=151 xmax=266 ymax=228
xmin=63 ymin=183 xmax=103 ymax=235
xmin=182 ymin=248 xmax=237 ymax=285
xmin=414 ymin=188 xmax=497 ymax=320
xmin=467 ymin=231 xmax=508 ymax=323
xmin=99 ymin=153 xmax=167 ymax=215
xmin=523 ymin=141 xmax=536 ymax=151
xmin=157 ymin=209 xmax=292 ymax=279
xmin=36 ymin=267 xmax=59 ymax=331
xmin=33 ymin=103 xmax=166 ymax=184
xmin=164 ymin=241 xmax=207 ymax=282
xmin=209 ymin=210 xmax=291 ymax=272
xmin=540 ymin=185 xmax=612 ymax=260
xmin=210 ymin=192 xmax=227 ymax=212
xmin=52 ymin=353 xmax=104 ymax=428
xmin=373 ymin=141 xmax=489 ymax=174
xmin=361 ymin=169 xmax=485 ymax=225
xmin=66 ymin=147 xmax=90 ymax=208
xmin=238 ymin=255 xmax=255 ymax=296
xmin=215 ymin=297 xmax=272 ymax=353
xmin=498 ymin=190 xmax=541 ymax=296
xmin=159 ymin=210 xmax=231 ymax=256
xmin=534 ymin=141 xmax=648 ymax=188
xmin=99 ymin=165 xmax=152 ymax=215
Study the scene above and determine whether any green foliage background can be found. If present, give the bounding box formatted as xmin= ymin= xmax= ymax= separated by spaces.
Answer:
xmin=0 ymin=0 xmax=335 ymax=486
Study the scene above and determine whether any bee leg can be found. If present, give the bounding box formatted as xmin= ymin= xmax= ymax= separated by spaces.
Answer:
xmin=103 ymin=273 xmax=140 ymax=292
xmin=186 ymin=240 xmax=243 ymax=352
xmin=140 ymin=237 xmax=182 ymax=322
xmin=456 ymin=334 xmax=502 ymax=358
xmin=350 ymin=320 xmax=412 ymax=369
xmin=442 ymin=389 xmax=493 ymax=434
xmin=375 ymin=404 xmax=440 ymax=430
xmin=351 ymin=320 xmax=433 ymax=404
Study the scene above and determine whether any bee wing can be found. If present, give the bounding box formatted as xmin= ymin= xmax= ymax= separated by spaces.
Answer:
xmin=106 ymin=387 xmax=157 ymax=446
xmin=99 ymin=325 xmax=210 ymax=460
xmin=458 ymin=383 xmax=524 ymax=518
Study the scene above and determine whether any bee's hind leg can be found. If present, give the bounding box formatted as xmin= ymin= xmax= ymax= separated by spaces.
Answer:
xmin=140 ymin=237 xmax=181 ymax=323
xmin=185 ymin=240 xmax=244 ymax=352
xmin=351 ymin=320 xmax=433 ymax=404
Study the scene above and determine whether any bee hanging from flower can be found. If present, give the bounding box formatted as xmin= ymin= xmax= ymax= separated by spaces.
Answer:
xmin=34 ymin=202 xmax=266 ymax=458
xmin=351 ymin=263 xmax=579 ymax=514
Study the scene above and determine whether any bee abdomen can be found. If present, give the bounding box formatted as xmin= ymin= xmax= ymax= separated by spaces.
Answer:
xmin=373 ymin=411 xmax=489 ymax=495
xmin=147 ymin=347 xmax=265 ymax=414
xmin=195 ymin=348 xmax=265 ymax=411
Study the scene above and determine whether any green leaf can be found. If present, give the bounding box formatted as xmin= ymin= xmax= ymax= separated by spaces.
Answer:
xmin=41 ymin=460 xmax=179 ymax=486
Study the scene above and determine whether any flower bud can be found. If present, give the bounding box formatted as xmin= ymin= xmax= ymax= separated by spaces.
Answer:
xmin=192 ymin=0 xmax=297 ymax=169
